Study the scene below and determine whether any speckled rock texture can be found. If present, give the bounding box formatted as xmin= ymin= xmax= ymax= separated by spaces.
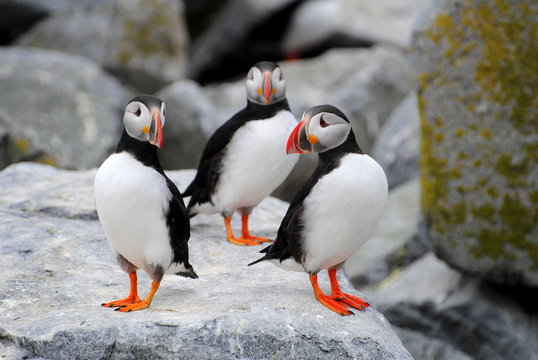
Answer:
xmin=16 ymin=0 xmax=188 ymax=92
xmin=0 ymin=47 xmax=127 ymax=170
xmin=413 ymin=0 xmax=538 ymax=287
xmin=0 ymin=163 xmax=412 ymax=360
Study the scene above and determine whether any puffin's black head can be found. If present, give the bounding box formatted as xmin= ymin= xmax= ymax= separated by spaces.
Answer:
xmin=245 ymin=61 xmax=286 ymax=105
xmin=123 ymin=95 xmax=167 ymax=148
xmin=286 ymin=105 xmax=352 ymax=154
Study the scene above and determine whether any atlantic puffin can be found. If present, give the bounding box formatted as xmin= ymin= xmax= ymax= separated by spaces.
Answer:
xmin=249 ymin=105 xmax=388 ymax=316
xmin=94 ymin=95 xmax=197 ymax=312
xmin=184 ymin=61 xmax=298 ymax=246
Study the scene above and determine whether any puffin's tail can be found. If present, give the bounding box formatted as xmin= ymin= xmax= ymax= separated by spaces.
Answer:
xmin=176 ymin=268 xmax=198 ymax=279
xmin=247 ymin=245 xmax=272 ymax=266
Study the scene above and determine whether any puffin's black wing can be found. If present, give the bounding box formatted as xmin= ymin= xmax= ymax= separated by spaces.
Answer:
xmin=183 ymin=108 xmax=249 ymax=212
xmin=165 ymin=176 xmax=197 ymax=279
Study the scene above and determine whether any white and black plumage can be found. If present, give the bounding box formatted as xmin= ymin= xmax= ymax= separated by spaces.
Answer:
xmin=94 ymin=95 xmax=197 ymax=312
xmin=250 ymin=105 xmax=388 ymax=316
xmin=184 ymin=61 xmax=298 ymax=246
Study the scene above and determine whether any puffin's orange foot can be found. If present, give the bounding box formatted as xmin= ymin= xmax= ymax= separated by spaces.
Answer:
xmin=333 ymin=292 xmax=369 ymax=311
xmin=316 ymin=294 xmax=354 ymax=316
xmin=101 ymin=295 xmax=141 ymax=308
xmin=227 ymin=236 xmax=263 ymax=246
xmin=114 ymin=300 xmax=150 ymax=312
xmin=245 ymin=235 xmax=273 ymax=243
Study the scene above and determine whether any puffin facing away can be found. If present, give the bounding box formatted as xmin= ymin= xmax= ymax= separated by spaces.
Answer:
xmin=250 ymin=105 xmax=388 ymax=316
xmin=184 ymin=61 xmax=298 ymax=246
xmin=94 ymin=95 xmax=197 ymax=312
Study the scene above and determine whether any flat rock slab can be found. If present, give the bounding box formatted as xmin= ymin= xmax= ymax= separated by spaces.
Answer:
xmin=0 ymin=163 xmax=411 ymax=360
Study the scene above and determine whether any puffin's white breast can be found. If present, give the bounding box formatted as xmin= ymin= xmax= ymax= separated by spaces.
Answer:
xmin=214 ymin=110 xmax=298 ymax=214
xmin=94 ymin=152 xmax=174 ymax=271
xmin=301 ymin=153 xmax=388 ymax=273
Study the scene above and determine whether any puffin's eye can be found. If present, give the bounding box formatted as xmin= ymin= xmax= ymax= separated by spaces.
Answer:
xmin=320 ymin=116 xmax=329 ymax=128
xmin=162 ymin=104 xmax=166 ymax=117
xmin=134 ymin=107 xmax=141 ymax=117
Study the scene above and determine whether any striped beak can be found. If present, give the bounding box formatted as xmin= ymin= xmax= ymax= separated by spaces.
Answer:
xmin=149 ymin=107 xmax=163 ymax=148
xmin=286 ymin=119 xmax=312 ymax=154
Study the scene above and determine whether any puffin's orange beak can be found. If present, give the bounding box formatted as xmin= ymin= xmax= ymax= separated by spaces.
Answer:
xmin=263 ymin=71 xmax=272 ymax=104
xmin=149 ymin=108 xmax=163 ymax=148
xmin=286 ymin=119 xmax=312 ymax=154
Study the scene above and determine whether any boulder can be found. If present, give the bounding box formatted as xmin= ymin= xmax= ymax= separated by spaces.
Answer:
xmin=16 ymin=0 xmax=189 ymax=93
xmin=0 ymin=47 xmax=127 ymax=170
xmin=366 ymin=253 xmax=538 ymax=360
xmin=156 ymin=80 xmax=217 ymax=170
xmin=283 ymin=0 xmax=434 ymax=54
xmin=0 ymin=163 xmax=413 ymax=360
xmin=0 ymin=109 xmax=55 ymax=170
xmin=413 ymin=0 xmax=538 ymax=286
xmin=372 ymin=93 xmax=420 ymax=189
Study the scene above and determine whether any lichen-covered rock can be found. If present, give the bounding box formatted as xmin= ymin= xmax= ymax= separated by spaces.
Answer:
xmin=156 ymin=80 xmax=217 ymax=170
xmin=413 ymin=0 xmax=538 ymax=286
xmin=16 ymin=0 xmax=188 ymax=92
xmin=0 ymin=163 xmax=413 ymax=360
xmin=0 ymin=47 xmax=127 ymax=169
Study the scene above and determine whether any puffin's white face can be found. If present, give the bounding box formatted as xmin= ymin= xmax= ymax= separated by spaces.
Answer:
xmin=245 ymin=63 xmax=286 ymax=105
xmin=286 ymin=106 xmax=351 ymax=154
xmin=123 ymin=99 xmax=166 ymax=148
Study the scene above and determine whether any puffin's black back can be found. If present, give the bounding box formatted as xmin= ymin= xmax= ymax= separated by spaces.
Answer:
xmin=116 ymin=130 xmax=195 ymax=276
xmin=249 ymin=128 xmax=363 ymax=269
xmin=184 ymin=99 xmax=290 ymax=213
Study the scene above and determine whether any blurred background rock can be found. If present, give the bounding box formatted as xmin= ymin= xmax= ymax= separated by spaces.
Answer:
xmin=0 ymin=0 xmax=536 ymax=359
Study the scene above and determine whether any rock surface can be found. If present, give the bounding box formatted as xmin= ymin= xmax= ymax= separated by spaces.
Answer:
xmin=0 ymin=47 xmax=127 ymax=170
xmin=413 ymin=0 xmax=538 ymax=286
xmin=16 ymin=0 xmax=189 ymax=92
xmin=0 ymin=163 xmax=412 ymax=360
xmin=366 ymin=253 xmax=538 ymax=360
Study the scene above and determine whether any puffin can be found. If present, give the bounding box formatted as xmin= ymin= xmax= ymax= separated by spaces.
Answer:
xmin=249 ymin=105 xmax=388 ymax=316
xmin=94 ymin=95 xmax=197 ymax=312
xmin=183 ymin=61 xmax=298 ymax=246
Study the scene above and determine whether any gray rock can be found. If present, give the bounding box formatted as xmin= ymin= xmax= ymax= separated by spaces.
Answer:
xmin=413 ymin=0 xmax=538 ymax=286
xmin=366 ymin=253 xmax=538 ymax=360
xmin=0 ymin=109 xmax=54 ymax=170
xmin=393 ymin=327 xmax=473 ymax=360
xmin=372 ymin=93 xmax=420 ymax=189
xmin=0 ymin=47 xmax=127 ymax=170
xmin=0 ymin=163 xmax=412 ymax=360
xmin=345 ymin=178 xmax=422 ymax=288
xmin=16 ymin=0 xmax=189 ymax=92
xmin=156 ymin=80 xmax=217 ymax=170
xmin=283 ymin=0 xmax=434 ymax=53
